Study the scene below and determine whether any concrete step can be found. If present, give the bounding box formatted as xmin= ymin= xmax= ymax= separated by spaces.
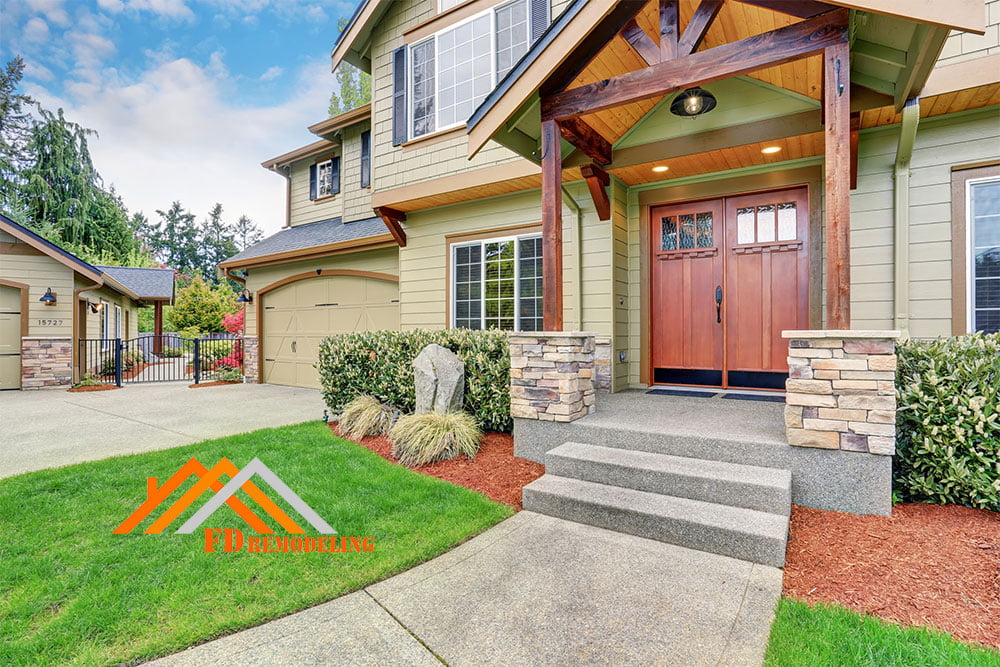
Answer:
xmin=545 ymin=442 xmax=791 ymax=516
xmin=515 ymin=418 xmax=794 ymax=471
xmin=523 ymin=475 xmax=788 ymax=567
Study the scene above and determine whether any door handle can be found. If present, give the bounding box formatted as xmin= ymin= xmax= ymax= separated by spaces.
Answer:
xmin=715 ymin=286 xmax=723 ymax=324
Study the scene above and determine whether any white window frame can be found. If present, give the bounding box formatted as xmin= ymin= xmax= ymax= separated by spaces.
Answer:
xmin=114 ymin=305 xmax=123 ymax=340
xmin=450 ymin=232 xmax=543 ymax=332
xmin=966 ymin=175 xmax=1000 ymax=333
xmin=438 ymin=0 xmax=465 ymax=12
xmin=100 ymin=300 xmax=111 ymax=351
xmin=316 ymin=158 xmax=335 ymax=198
xmin=409 ymin=0 xmax=537 ymax=139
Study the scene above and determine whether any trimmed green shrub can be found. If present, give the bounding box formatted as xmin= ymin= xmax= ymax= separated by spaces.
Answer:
xmin=161 ymin=347 xmax=183 ymax=358
xmin=317 ymin=329 xmax=511 ymax=432
xmin=390 ymin=411 xmax=482 ymax=466
xmin=895 ymin=333 xmax=999 ymax=511
xmin=338 ymin=395 xmax=395 ymax=440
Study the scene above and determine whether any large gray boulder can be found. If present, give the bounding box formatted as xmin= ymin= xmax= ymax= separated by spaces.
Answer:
xmin=413 ymin=344 xmax=465 ymax=414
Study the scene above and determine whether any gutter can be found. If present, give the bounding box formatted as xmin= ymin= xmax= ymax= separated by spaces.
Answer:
xmin=562 ymin=185 xmax=583 ymax=330
xmin=893 ymin=98 xmax=920 ymax=335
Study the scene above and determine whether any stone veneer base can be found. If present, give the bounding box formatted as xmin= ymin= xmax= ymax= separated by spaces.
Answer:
xmin=21 ymin=337 xmax=73 ymax=390
xmin=513 ymin=417 xmax=891 ymax=516
xmin=242 ymin=336 xmax=259 ymax=384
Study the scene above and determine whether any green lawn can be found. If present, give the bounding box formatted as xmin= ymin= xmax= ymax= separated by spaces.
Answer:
xmin=0 ymin=422 xmax=513 ymax=666
xmin=766 ymin=598 xmax=1000 ymax=666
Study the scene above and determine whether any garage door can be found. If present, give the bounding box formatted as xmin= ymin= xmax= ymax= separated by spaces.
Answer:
xmin=0 ymin=285 xmax=22 ymax=390
xmin=262 ymin=275 xmax=399 ymax=389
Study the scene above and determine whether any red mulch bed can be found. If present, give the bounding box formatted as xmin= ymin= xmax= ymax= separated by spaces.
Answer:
xmin=101 ymin=361 xmax=165 ymax=382
xmin=329 ymin=423 xmax=544 ymax=510
xmin=188 ymin=380 xmax=241 ymax=389
xmin=785 ymin=502 xmax=1000 ymax=649
xmin=67 ymin=383 xmax=120 ymax=392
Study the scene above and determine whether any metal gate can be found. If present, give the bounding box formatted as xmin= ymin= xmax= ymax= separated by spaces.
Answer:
xmin=77 ymin=335 xmax=242 ymax=386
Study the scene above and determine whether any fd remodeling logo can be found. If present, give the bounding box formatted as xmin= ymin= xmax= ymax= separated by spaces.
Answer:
xmin=114 ymin=457 xmax=374 ymax=554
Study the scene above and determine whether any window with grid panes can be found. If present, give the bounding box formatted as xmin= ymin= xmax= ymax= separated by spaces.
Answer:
xmin=451 ymin=233 xmax=543 ymax=331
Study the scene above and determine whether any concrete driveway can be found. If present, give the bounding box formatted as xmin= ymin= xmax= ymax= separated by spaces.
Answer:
xmin=0 ymin=383 xmax=326 ymax=479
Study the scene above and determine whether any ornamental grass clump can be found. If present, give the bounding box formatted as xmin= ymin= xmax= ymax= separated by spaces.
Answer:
xmin=337 ymin=395 xmax=396 ymax=441
xmin=895 ymin=332 xmax=999 ymax=511
xmin=390 ymin=411 xmax=482 ymax=467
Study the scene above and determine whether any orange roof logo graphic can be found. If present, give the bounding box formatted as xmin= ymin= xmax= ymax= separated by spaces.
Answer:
xmin=114 ymin=457 xmax=335 ymax=535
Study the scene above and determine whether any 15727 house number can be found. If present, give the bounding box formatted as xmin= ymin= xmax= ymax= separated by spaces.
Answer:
xmin=36 ymin=319 xmax=64 ymax=327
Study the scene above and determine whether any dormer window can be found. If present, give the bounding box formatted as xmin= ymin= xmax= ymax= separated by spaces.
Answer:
xmin=401 ymin=0 xmax=549 ymax=142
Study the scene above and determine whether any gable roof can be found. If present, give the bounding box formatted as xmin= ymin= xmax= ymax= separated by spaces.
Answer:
xmin=219 ymin=216 xmax=394 ymax=269
xmin=1 ymin=211 xmax=105 ymax=284
xmin=96 ymin=266 xmax=175 ymax=301
xmin=466 ymin=0 xmax=987 ymax=158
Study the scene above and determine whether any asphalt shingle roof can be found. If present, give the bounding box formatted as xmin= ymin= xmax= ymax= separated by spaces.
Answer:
xmin=223 ymin=216 xmax=390 ymax=265
xmin=96 ymin=266 xmax=175 ymax=300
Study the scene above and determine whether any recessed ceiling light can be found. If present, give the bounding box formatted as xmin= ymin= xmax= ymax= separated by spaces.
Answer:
xmin=761 ymin=146 xmax=782 ymax=155
xmin=652 ymin=165 xmax=669 ymax=172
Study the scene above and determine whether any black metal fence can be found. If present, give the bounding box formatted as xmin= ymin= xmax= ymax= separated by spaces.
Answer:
xmin=77 ymin=335 xmax=241 ymax=386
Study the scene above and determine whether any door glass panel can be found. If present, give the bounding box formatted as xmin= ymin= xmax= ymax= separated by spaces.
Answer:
xmin=661 ymin=216 xmax=677 ymax=250
xmin=737 ymin=207 xmax=755 ymax=244
xmin=679 ymin=214 xmax=695 ymax=249
xmin=777 ymin=202 xmax=797 ymax=241
xmin=696 ymin=212 xmax=713 ymax=247
xmin=756 ymin=204 xmax=776 ymax=243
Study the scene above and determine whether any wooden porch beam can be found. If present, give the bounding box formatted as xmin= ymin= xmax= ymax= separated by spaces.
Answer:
xmin=824 ymin=42 xmax=852 ymax=329
xmin=620 ymin=18 xmax=659 ymax=66
xmin=373 ymin=206 xmax=407 ymax=248
xmin=558 ymin=117 xmax=612 ymax=166
xmin=153 ymin=301 xmax=163 ymax=356
xmin=542 ymin=9 xmax=849 ymax=121
xmin=580 ymin=163 xmax=611 ymax=221
xmin=677 ymin=0 xmax=724 ymax=56
xmin=659 ymin=0 xmax=680 ymax=61
xmin=540 ymin=1 xmax=650 ymax=95
xmin=541 ymin=119 xmax=564 ymax=331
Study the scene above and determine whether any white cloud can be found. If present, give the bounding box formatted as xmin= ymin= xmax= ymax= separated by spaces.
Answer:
xmin=114 ymin=0 xmax=195 ymax=20
xmin=22 ymin=17 xmax=50 ymax=43
xmin=259 ymin=65 xmax=283 ymax=81
xmin=68 ymin=31 xmax=117 ymax=69
xmin=25 ymin=0 xmax=69 ymax=27
xmin=26 ymin=55 xmax=333 ymax=236
xmin=24 ymin=60 xmax=55 ymax=82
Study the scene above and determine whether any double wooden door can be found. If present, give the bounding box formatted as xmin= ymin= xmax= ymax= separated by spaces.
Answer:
xmin=650 ymin=187 xmax=809 ymax=389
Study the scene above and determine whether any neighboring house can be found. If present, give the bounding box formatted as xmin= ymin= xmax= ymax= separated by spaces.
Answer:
xmin=0 ymin=213 xmax=174 ymax=390
xmin=223 ymin=0 xmax=999 ymax=393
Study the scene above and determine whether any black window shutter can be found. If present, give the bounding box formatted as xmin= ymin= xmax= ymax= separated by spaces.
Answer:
xmin=360 ymin=130 xmax=371 ymax=188
xmin=309 ymin=163 xmax=317 ymax=200
xmin=530 ymin=0 xmax=549 ymax=43
xmin=330 ymin=157 xmax=341 ymax=195
xmin=392 ymin=46 xmax=407 ymax=146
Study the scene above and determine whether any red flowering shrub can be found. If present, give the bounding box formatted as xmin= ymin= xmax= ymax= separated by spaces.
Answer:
xmin=221 ymin=309 xmax=244 ymax=365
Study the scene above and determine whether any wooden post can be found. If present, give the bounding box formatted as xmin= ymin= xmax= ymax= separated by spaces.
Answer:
xmin=153 ymin=301 xmax=164 ymax=355
xmin=541 ymin=119 xmax=563 ymax=331
xmin=824 ymin=42 xmax=851 ymax=329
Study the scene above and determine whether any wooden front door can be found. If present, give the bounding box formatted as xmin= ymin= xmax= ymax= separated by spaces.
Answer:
xmin=650 ymin=187 xmax=809 ymax=389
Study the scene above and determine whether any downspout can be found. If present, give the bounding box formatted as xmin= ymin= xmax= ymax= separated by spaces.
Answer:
xmin=562 ymin=185 xmax=583 ymax=331
xmin=893 ymin=98 xmax=920 ymax=335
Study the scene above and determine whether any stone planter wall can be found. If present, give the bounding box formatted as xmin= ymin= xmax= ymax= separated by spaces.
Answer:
xmin=783 ymin=330 xmax=900 ymax=455
xmin=22 ymin=337 xmax=73 ymax=389
xmin=510 ymin=331 xmax=597 ymax=422
xmin=242 ymin=336 xmax=259 ymax=384
xmin=595 ymin=336 xmax=612 ymax=393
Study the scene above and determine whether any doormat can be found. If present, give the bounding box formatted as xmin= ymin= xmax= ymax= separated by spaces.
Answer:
xmin=646 ymin=388 xmax=719 ymax=398
xmin=721 ymin=393 xmax=785 ymax=403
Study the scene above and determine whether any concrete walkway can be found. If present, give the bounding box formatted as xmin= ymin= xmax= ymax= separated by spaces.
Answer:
xmin=149 ymin=512 xmax=782 ymax=666
xmin=0 ymin=383 xmax=326 ymax=479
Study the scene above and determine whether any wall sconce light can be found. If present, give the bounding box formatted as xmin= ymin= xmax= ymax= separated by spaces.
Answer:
xmin=89 ymin=301 xmax=103 ymax=314
xmin=669 ymin=87 xmax=717 ymax=118
xmin=39 ymin=288 xmax=57 ymax=305
xmin=236 ymin=289 xmax=253 ymax=304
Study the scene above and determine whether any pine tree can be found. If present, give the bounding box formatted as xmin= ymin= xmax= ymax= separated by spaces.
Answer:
xmin=231 ymin=214 xmax=263 ymax=250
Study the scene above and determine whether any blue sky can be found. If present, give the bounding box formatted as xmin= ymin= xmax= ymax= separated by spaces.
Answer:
xmin=1 ymin=0 xmax=361 ymax=235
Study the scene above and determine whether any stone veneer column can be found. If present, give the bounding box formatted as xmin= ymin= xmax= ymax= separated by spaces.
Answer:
xmin=509 ymin=332 xmax=597 ymax=422
xmin=21 ymin=337 xmax=73 ymax=389
xmin=783 ymin=330 xmax=900 ymax=455
xmin=242 ymin=336 xmax=259 ymax=384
